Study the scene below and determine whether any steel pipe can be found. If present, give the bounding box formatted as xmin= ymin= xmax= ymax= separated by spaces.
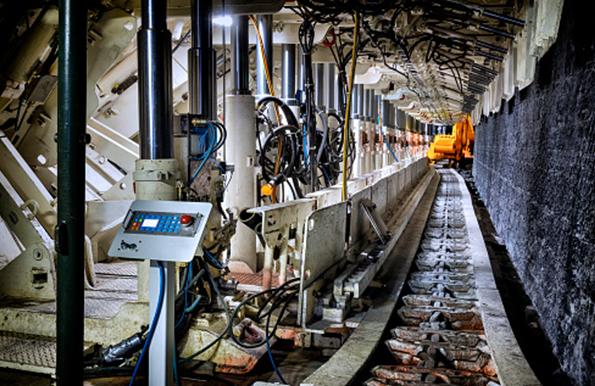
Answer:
xmin=56 ymin=0 xmax=87 ymax=384
xmin=325 ymin=63 xmax=337 ymax=112
xmin=469 ymin=74 xmax=491 ymax=85
xmin=138 ymin=1 xmax=177 ymax=385
xmin=478 ymin=24 xmax=515 ymax=39
xmin=189 ymin=0 xmax=216 ymax=119
xmin=469 ymin=69 xmax=494 ymax=83
xmin=353 ymin=84 xmax=364 ymax=119
xmin=472 ymin=63 xmax=498 ymax=77
xmin=371 ymin=92 xmax=378 ymax=120
xmin=282 ymin=44 xmax=296 ymax=100
xmin=225 ymin=95 xmax=257 ymax=271
xmin=315 ymin=63 xmax=325 ymax=109
xmin=397 ymin=108 xmax=406 ymax=129
xmin=475 ymin=49 xmax=503 ymax=62
xmin=476 ymin=40 xmax=508 ymax=54
xmin=231 ymin=15 xmax=250 ymax=94
xmin=381 ymin=99 xmax=390 ymax=125
xmin=482 ymin=10 xmax=525 ymax=27
xmin=138 ymin=0 xmax=174 ymax=158
xmin=256 ymin=15 xmax=273 ymax=95
xmin=228 ymin=5 xmax=257 ymax=273
xmin=297 ymin=48 xmax=305 ymax=94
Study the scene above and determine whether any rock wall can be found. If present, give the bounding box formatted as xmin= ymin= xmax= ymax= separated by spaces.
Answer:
xmin=473 ymin=1 xmax=595 ymax=384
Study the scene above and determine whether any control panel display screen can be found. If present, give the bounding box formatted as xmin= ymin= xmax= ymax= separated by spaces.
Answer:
xmin=141 ymin=219 xmax=159 ymax=228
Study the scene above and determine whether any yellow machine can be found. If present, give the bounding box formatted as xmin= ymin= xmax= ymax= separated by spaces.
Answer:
xmin=427 ymin=115 xmax=475 ymax=164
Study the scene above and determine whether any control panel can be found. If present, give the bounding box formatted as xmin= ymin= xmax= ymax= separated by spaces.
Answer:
xmin=108 ymin=200 xmax=212 ymax=263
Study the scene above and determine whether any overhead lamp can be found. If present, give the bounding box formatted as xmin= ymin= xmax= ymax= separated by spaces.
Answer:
xmin=213 ymin=15 xmax=233 ymax=27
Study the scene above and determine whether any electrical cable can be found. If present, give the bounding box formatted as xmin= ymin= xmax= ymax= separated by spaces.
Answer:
xmin=177 ymin=257 xmax=233 ymax=364
xmin=174 ymin=336 xmax=181 ymax=386
xmin=227 ymin=279 xmax=300 ymax=350
xmin=204 ymin=249 xmax=226 ymax=269
xmin=249 ymin=15 xmax=285 ymax=201
xmin=175 ymin=263 xmax=192 ymax=329
xmin=264 ymin=290 xmax=298 ymax=384
xmin=204 ymin=260 xmax=231 ymax=318
xmin=248 ymin=15 xmax=280 ymax=120
xmin=342 ymin=11 xmax=359 ymax=201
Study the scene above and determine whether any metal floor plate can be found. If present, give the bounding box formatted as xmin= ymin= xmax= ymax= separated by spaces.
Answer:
xmin=0 ymin=260 xmax=139 ymax=375
xmin=0 ymin=332 xmax=55 ymax=375
xmin=0 ymin=260 xmax=138 ymax=320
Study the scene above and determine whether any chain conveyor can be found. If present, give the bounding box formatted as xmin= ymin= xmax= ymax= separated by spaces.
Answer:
xmin=365 ymin=169 xmax=500 ymax=386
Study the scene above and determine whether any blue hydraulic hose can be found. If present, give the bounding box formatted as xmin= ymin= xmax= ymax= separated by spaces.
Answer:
xmin=129 ymin=262 xmax=166 ymax=386
xmin=378 ymin=117 xmax=399 ymax=164
xmin=382 ymin=132 xmax=400 ymax=164
xmin=175 ymin=264 xmax=192 ymax=329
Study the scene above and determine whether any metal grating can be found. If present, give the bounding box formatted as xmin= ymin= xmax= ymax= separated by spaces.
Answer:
xmin=0 ymin=260 xmax=138 ymax=320
xmin=94 ymin=260 xmax=137 ymax=276
xmin=0 ymin=332 xmax=55 ymax=369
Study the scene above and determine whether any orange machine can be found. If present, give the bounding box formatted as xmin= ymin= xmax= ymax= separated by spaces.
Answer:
xmin=427 ymin=115 xmax=474 ymax=164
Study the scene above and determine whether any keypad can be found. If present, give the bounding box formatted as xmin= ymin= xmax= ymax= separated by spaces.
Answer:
xmin=129 ymin=213 xmax=183 ymax=234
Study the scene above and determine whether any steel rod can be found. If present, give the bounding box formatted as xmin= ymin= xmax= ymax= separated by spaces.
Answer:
xmin=476 ymin=40 xmax=508 ymax=54
xmin=56 ymin=0 xmax=87 ymax=384
xmin=478 ymin=24 xmax=515 ymax=39
xmin=189 ymin=0 xmax=216 ymax=119
xmin=472 ymin=63 xmax=498 ymax=76
xmin=483 ymin=10 xmax=525 ymax=27
xmin=325 ymin=63 xmax=336 ymax=112
xmin=282 ymin=44 xmax=296 ymax=99
xmin=256 ymin=14 xmax=273 ymax=95
xmin=138 ymin=0 xmax=174 ymax=158
xmin=315 ymin=63 xmax=325 ymax=109
xmin=475 ymin=49 xmax=504 ymax=62
xmin=231 ymin=15 xmax=250 ymax=94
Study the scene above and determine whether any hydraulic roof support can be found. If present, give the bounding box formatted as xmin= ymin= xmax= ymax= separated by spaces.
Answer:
xmin=56 ymin=0 xmax=87 ymax=385
xmin=137 ymin=0 xmax=177 ymax=384
xmin=227 ymin=15 xmax=257 ymax=272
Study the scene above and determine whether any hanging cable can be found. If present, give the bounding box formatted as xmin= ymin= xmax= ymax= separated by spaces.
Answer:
xmin=341 ymin=11 xmax=359 ymax=201
xmin=249 ymin=15 xmax=285 ymax=201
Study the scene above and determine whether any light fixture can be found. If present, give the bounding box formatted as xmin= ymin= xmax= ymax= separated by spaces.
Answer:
xmin=213 ymin=15 xmax=233 ymax=27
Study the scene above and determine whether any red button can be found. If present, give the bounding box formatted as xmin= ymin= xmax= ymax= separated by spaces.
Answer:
xmin=180 ymin=214 xmax=192 ymax=225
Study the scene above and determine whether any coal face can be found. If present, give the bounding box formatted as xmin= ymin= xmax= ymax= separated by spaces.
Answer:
xmin=473 ymin=1 xmax=595 ymax=384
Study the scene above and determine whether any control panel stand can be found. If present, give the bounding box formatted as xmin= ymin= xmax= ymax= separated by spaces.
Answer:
xmin=109 ymin=200 xmax=212 ymax=386
xmin=150 ymin=260 xmax=175 ymax=386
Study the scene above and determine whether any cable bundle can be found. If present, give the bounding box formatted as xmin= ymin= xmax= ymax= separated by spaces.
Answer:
xmin=189 ymin=120 xmax=227 ymax=185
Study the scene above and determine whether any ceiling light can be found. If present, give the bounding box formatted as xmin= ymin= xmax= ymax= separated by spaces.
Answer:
xmin=213 ymin=15 xmax=233 ymax=27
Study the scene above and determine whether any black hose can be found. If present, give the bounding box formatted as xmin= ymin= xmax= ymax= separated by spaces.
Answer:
xmin=315 ymin=108 xmax=330 ymax=164
xmin=256 ymin=96 xmax=299 ymax=127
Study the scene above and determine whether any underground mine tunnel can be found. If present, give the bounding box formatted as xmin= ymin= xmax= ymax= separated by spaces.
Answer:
xmin=0 ymin=0 xmax=593 ymax=385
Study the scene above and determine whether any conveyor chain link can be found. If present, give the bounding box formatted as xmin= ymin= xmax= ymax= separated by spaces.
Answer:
xmin=366 ymin=170 xmax=500 ymax=386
